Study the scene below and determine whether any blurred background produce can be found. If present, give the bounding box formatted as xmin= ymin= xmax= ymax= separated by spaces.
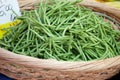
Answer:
xmin=96 ymin=0 xmax=119 ymax=2
xmin=96 ymin=0 xmax=120 ymax=8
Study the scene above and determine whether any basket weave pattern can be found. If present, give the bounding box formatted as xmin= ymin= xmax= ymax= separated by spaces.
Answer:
xmin=0 ymin=60 xmax=120 ymax=80
xmin=0 ymin=0 xmax=120 ymax=80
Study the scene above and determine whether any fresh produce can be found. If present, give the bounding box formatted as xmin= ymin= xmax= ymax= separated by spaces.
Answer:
xmin=96 ymin=0 xmax=120 ymax=2
xmin=0 ymin=0 xmax=120 ymax=61
xmin=96 ymin=0 xmax=120 ymax=9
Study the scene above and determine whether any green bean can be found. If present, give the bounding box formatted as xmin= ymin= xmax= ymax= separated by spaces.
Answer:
xmin=74 ymin=42 xmax=87 ymax=61
xmin=0 ymin=41 xmax=10 ymax=47
xmin=13 ymin=34 xmax=25 ymax=52
xmin=30 ymin=29 xmax=44 ymax=41
xmin=0 ymin=0 xmax=120 ymax=61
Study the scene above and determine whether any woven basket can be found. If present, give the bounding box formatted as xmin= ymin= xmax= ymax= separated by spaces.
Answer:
xmin=0 ymin=0 xmax=120 ymax=80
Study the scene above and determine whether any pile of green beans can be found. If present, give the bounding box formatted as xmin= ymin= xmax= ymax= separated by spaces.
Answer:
xmin=0 ymin=0 xmax=120 ymax=61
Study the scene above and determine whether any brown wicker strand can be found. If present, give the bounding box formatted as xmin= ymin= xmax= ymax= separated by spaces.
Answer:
xmin=0 ymin=0 xmax=120 ymax=80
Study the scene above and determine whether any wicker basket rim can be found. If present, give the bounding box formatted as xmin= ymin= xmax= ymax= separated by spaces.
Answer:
xmin=1 ymin=48 xmax=120 ymax=71
xmin=0 ymin=0 xmax=120 ymax=71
